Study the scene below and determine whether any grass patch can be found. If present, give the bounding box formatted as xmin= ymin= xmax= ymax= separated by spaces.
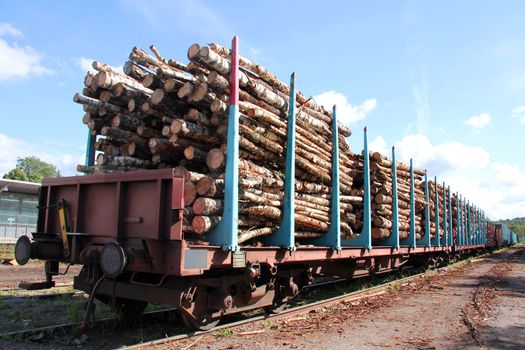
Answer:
xmin=265 ymin=320 xmax=279 ymax=330
xmin=0 ymin=285 xmax=75 ymax=298
xmin=214 ymin=328 xmax=233 ymax=338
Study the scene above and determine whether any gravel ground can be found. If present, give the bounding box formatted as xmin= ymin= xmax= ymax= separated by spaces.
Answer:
xmin=0 ymin=261 xmax=80 ymax=289
xmin=170 ymin=246 xmax=525 ymax=350
xmin=1 ymin=247 xmax=523 ymax=349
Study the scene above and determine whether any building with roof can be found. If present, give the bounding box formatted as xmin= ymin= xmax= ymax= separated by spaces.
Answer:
xmin=0 ymin=179 xmax=40 ymax=239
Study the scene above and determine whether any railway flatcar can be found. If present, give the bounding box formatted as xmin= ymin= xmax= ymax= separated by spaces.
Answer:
xmin=14 ymin=37 xmax=491 ymax=330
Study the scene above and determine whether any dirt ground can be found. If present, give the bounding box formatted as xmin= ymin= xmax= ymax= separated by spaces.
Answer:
xmin=172 ymin=246 xmax=525 ymax=350
xmin=0 ymin=248 xmax=522 ymax=349
xmin=0 ymin=261 xmax=80 ymax=289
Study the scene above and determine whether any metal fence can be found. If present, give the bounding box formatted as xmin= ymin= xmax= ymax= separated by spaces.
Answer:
xmin=0 ymin=191 xmax=38 ymax=239
xmin=0 ymin=223 xmax=35 ymax=238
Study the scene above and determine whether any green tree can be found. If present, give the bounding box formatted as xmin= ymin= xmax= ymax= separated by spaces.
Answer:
xmin=3 ymin=156 xmax=61 ymax=183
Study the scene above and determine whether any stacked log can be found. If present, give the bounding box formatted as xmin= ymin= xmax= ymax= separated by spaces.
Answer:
xmin=365 ymin=152 xmax=425 ymax=241
xmin=72 ymin=42 xmax=484 ymax=247
xmin=370 ymin=152 xmax=425 ymax=241
xmin=451 ymin=193 xmax=474 ymax=242
xmin=428 ymin=181 xmax=448 ymax=240
xmin=73 ymin=44 xmax=360 ymax=245
xmin=451 ymin=194 xmax=459 ymax=242
xmin=347 ymin=151 xmax=456 ymax=243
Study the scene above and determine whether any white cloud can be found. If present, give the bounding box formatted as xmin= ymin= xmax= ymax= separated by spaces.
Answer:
xmin=369 ymin=136 xmax=389 ymax=155
xmin=75 ymin=57 xmax=123 ymax=74
xmin=313 ymin=90 xmax=377 ymax=126
xmin=383 ymin=133 xmax=524 ymax=220
xmin=394 ymin=134 xmax=490 ymax=175
xmin=465 ymin=112 xmax=491 ymax=131
xmin=0 ymin=133 xmax=83 ymax=177
xmin=0 ymin=22 xmax=23 ymax=37
xmin=511 ymin=106 xmax=525 ymax=123
xmin=0 ymin=23 xmax=53 ymax=81
xmin=77 ymin=57 xmax=96 ymax=74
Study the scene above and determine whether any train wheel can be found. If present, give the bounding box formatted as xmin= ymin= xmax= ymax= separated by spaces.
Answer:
xmin=180 ymin=311 xmax=221 ymax=331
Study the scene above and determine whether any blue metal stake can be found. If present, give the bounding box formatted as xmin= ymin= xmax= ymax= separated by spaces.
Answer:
xmin=442 ymin=182 xmax=448 ymax=246
xmin=472 ymin=206 xmax=476 ymax=245
xmin=462 ymin=195 xmax=466 ymax=246
xmin=448 ymin=186 xmax=452 ymax=247
xmin=206 ymin=36 xmax=240 ymax=251
xmin=467 ymin=201 xmax=471 ymax=246
xmin=417 ymin=171 xmax=431 ymax=247
xmin=478 ymin=208 xmax=481 ymax=245
xmin=473 ymin=206 xmax=476 ymax=245
xmin=400 ymin=159 xmax=416 ymax=248
xmin=312 ymin=105 xmax=341 ymax=250
xmin=462 ymin=196 xmax=466 ymax=246
xmin=478 ymin=208 xmax=481 ymax=244
xmin=458 ymin=195 xmax=465 ymax=246
xmin=84 ymin=130 xmax=95 ymax=169
xmin=432 ymin=177 xmax=440 ymax=247
xmin=479 ymin=210 xmax=482 ymax=245
xmin=478 ymin=208 xmax=482 ymax=244
xmin=480 ymin=209 xmax=483 ymax=244
xmin=479 ymin=209 xmax=485 ymax=244
xmin=480 ymin=209 xmax=484 ymax=244
xmin=467 ymin=201 xmax=471 ymax=245
xmin=464 ymin=198 xmax=468 ymax=245
xmin=483 ymin=211 xmax=487 ymax=244
xmin=265 ymin=73 xmax=296 ymax=250
xmin=457 ymin=193 xmax=462 ymax=246
xmin=460 ymin=196 xmax=465 ymax=246
xmin=379 ymin=146 xmax=399 ymax=249
xmin=342 ymin=127 xmax=371 ymax=250
xmin=475 ymin=207 xmax=481 ymax=244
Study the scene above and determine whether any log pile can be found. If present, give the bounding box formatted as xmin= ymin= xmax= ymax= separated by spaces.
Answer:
xmin=451 ymin=194 xmax=461 ymax=242
xmin=349 ymin=151 xmax=455 ymax=243
xmin=367 ymin=152 xmax=426 ymax=241
xmin=427 ymin=181 xmax=448 ymax=240
xmin=73 ymin=42 xmax=464 ymax=246
xmin=73 ymin=43 xmax=361 ymax=245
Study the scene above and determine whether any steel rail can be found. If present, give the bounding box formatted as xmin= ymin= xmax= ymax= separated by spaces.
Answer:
xmin=0 ymin=307 xmax=177 ymax=340
xmin=0 ymin=271 xmax=423 ymax=343
xmin=120 ymin=267 xmax=451 ymax=350
xmin=1 ymin=253 xmax=487 ymax=347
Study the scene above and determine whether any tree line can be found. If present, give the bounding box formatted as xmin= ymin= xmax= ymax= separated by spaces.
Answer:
xmin=2 ymin=156 xmax=60 ymax=183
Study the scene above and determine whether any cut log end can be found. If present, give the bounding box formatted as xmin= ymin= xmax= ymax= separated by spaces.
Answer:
xmin=206 ymin=148 xmax=225 ymax=171
xmin=150 ymin=88 xmax=165 ymax=105
xmin=187 ymin=43 xmax=201 ymax=60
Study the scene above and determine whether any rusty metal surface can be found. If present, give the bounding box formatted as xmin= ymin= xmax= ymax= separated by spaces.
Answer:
xmin=486 ymin=223 xmax=503 ymax=248
xmin=185 ymin=244 xmax=486 ymax=272
xmin=35 ymin=170 xmax=487 ymax=277
xmin=41 ymin=169 xmax=174 ymax=241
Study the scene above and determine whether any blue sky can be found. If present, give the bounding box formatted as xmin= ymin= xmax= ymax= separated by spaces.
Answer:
xmin=0 ymin=0 xmax=524 ymax=219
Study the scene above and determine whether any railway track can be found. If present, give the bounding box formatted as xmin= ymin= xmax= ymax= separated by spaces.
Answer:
xmin=119 ymin=268 xmax=442 ymax=349
xmin=0 ymin=278 xmax=348 ymax=342
xmin=0 ymin=255 xmax=483 ymax=348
